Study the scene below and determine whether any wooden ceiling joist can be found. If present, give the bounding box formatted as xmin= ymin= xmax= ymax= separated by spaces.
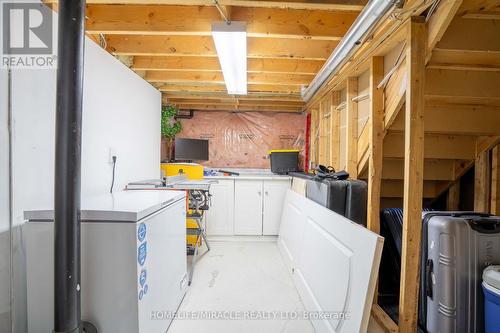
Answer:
xmin=86 ymin=5 xmax=359 ymax=40
xmin=175 ymin=104 xmax=302 ymax=112
xmin=45 ymin=0 xmax=367 ymax=11
xmin=145 ymin=71 xmax=313 ymax=85
xmin=132 ymin=56 xmax=324 ymax=75
xmin=105 ymin=35 xmax=338 ymax=60
xmin=162 ymin=93 xmax=303 ymax=102
xmin=166 ymin=98 xmax=303 ymax=107
xmin=157 ymin=83 xmax=302 ymax=94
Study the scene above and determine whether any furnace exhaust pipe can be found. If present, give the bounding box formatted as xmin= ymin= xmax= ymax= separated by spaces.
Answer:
xmin=53 ymin=0 xmax=86 ymax=332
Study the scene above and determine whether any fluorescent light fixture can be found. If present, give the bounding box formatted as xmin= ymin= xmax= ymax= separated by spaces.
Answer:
xmin=302 ymin=0 xmax=395 ymax=102
xmin=212 ymin=21 xmax=247 ymax=95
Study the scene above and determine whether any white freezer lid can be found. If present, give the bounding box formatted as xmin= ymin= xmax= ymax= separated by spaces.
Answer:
xmin=24 ymin=190 xmax=185 ymax=222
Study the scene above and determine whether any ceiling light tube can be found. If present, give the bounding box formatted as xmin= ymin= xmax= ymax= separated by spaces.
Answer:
xmin=302 ymin=0 xmax=396 ymax=102
xmin=212 ymin=21 xmax=247 ymax=95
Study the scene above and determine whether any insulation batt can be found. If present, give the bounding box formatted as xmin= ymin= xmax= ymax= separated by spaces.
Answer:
xmin=177 ymin=111 xmax=306 ymax=168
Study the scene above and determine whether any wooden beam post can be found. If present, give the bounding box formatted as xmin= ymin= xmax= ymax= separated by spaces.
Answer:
xmin=330 ymin=91 xmax=340 ymax=170
xmin=447 ymin=182 xmax=460 ymax=210
xmin=492 ymin=146 xmax=500 ymax=215
xmin=367 ymin=56 xmax=384 ymax=235
xmin=346 ymin=77 xmax=358 ymax=178
xmin=475 ymin=150 xmax=491 ymax=212
xmin=399 ymin=16 xmax=426 ymax=333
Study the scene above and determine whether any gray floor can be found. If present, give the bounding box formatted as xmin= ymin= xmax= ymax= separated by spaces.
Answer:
xmin=168 ymin=238 xmax=384 ymax=333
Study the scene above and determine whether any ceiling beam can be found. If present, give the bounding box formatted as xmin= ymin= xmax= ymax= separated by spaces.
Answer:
xmin=86 ymin=5 xmax=358 ymax=40
xmin=145 ymin=71 xmax=313 ymax=85
xmin=174 ymin=104 xmax=303 ymax=112
xmin=157 ymin=83 xmax=302 ymax=93
xmin=165 ymin=98 xmax=304 ymax=107
xmin=162 ymin=92 xmax=303 ymax=102
xmin=105 ymin=35 xmax=338 ymax=60
xmin=46 ymin=0 xmax=366 ymax=11
xmin=132 ymin=56 xmax=324 ymax=75
xmin=428 ymin=48 xmax=500 ymax=72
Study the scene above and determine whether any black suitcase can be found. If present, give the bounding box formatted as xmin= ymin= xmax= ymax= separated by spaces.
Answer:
xmin=378 ymin=209 xmax=432 ymax=308
xmin=305 ymin=178 xmax=367 ymax=226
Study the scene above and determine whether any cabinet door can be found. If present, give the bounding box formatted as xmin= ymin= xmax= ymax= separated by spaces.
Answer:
xmin=263 ymin=179 xmax=291 ymax=235
xmin=234 ymin=180 xmax=263 ymax=235
xmin=205 ymin=180 xmax=235 ymax=235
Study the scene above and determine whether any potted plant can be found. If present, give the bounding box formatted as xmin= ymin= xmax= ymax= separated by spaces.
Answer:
xmin=161 ymin=104 xmax=182 ymax=162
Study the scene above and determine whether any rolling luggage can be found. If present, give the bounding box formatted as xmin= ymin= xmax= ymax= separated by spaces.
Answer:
xmin=420 ymin=212 xmax=500 ymax=333
xmin=305 ymin=178 xmax=367 ymax=226
xmin=378 ymin=208 xmax=431 ymax=313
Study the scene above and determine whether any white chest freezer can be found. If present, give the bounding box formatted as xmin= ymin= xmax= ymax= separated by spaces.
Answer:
xmin=24 ymin=190 xmax=187 ymax=333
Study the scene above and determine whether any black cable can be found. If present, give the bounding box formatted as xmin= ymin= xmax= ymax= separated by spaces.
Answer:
xmin=110 ymin=156 xmax=117 ymax=193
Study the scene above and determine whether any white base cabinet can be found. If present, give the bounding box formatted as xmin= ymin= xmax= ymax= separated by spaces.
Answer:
xmin=206 ymin=179 xmax=235 ymax=235
xmin=234 ymin=180 xmax=264 ymax=235
xmin=262 ymin=180 xmax=290 ymax=235
xmin=206 ymin=177 xmax=291 ymax=236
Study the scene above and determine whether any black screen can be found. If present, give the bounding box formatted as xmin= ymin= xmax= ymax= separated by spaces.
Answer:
xmin=174 ymin=138 xmax=209 ymax=161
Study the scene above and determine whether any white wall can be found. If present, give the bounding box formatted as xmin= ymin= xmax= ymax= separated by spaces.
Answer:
xmin=0 ymin=69 xmax=12 ymax=332
xmin=5 ymin=37 xmax=161 ymax=332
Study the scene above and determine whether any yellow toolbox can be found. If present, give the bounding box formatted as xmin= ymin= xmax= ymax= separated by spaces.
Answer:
xmin=161 ymin=162 xmax=204 ymax=247
xmin=161 ymin=162 xmax=204 ymax=180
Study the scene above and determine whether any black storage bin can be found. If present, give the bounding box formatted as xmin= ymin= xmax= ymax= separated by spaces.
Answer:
xmin=269 ymin=150 xmax=299 ymax=174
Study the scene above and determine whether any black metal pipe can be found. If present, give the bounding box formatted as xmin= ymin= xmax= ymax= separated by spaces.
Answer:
xmin=53 ymin=0 xmax=85 ymax=332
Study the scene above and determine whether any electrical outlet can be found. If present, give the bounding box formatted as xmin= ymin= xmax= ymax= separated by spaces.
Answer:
xmin=108 ymin=148 xmax=116 ymax=164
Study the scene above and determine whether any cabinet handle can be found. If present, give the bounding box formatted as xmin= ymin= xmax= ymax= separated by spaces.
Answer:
xmin=265 ymin=191 xmax=269 ymax=196
xmin=258 ymin=191 xmax=261 ymax=196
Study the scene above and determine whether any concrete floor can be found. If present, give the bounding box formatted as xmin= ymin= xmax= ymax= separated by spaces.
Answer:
xmin=168 ymin=238 xmax=384 ymax=333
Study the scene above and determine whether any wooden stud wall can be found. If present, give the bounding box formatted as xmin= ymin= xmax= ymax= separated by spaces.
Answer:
xmin=306 ymin=0 xmax=500 ymax=330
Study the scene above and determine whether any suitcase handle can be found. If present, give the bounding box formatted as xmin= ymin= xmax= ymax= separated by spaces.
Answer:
xmin=450 ymin=212 xmax=491 ymax=218
xmin=425 ymin=259 xmax=433 ymax=300
xmin=467 ymin=217 xmax=500 ymax=234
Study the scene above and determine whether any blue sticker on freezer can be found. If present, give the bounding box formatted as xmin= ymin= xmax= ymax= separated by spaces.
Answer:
xmin=139 ymin=269 xmax=147 ymax=287
xmin=138 ymin=242 xmax=147 ymax=266
xmin=139 ymin=290 xmax=144 ymax=300
xmin=143 ymin=284 xmax=148 ymax=295
xmin=137 ymin=223 xmax=147 ymax=242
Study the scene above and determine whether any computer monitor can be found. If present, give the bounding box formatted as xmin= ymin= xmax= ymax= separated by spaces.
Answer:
xmin=174 ymin=138 xmax=209 ymax=161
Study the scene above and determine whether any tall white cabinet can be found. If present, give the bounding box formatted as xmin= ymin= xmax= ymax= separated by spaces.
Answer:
xmin=206 ymin=176 xmax=291 ymax=236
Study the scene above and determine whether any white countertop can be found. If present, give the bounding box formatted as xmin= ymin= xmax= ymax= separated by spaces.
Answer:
xmin=205 ymin=168 xmax=292 ymax=180
xmin=205 ymin=175 xmax=292 ymax=180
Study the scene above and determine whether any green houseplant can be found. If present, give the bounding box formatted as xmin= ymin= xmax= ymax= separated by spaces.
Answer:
xmin=161 ymin=104 xmax=182 ymax=162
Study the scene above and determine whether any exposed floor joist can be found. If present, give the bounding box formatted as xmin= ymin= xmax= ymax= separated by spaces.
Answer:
xmin=105 ymin=35 xmax=339 ymax=60
xmin=48 ymin=0 xmax=367 ymax=11
xmin=86 ymin=5 xmax=359 ymax=40
xmin=145 ymin=71 xmax=314 ymax=85
xmin=132 ymin=56 xmax=325 ymax=75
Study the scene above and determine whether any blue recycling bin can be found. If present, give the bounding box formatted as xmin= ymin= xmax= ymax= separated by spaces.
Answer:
xmin=483 ymin=266 xmax=500 ymax=333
